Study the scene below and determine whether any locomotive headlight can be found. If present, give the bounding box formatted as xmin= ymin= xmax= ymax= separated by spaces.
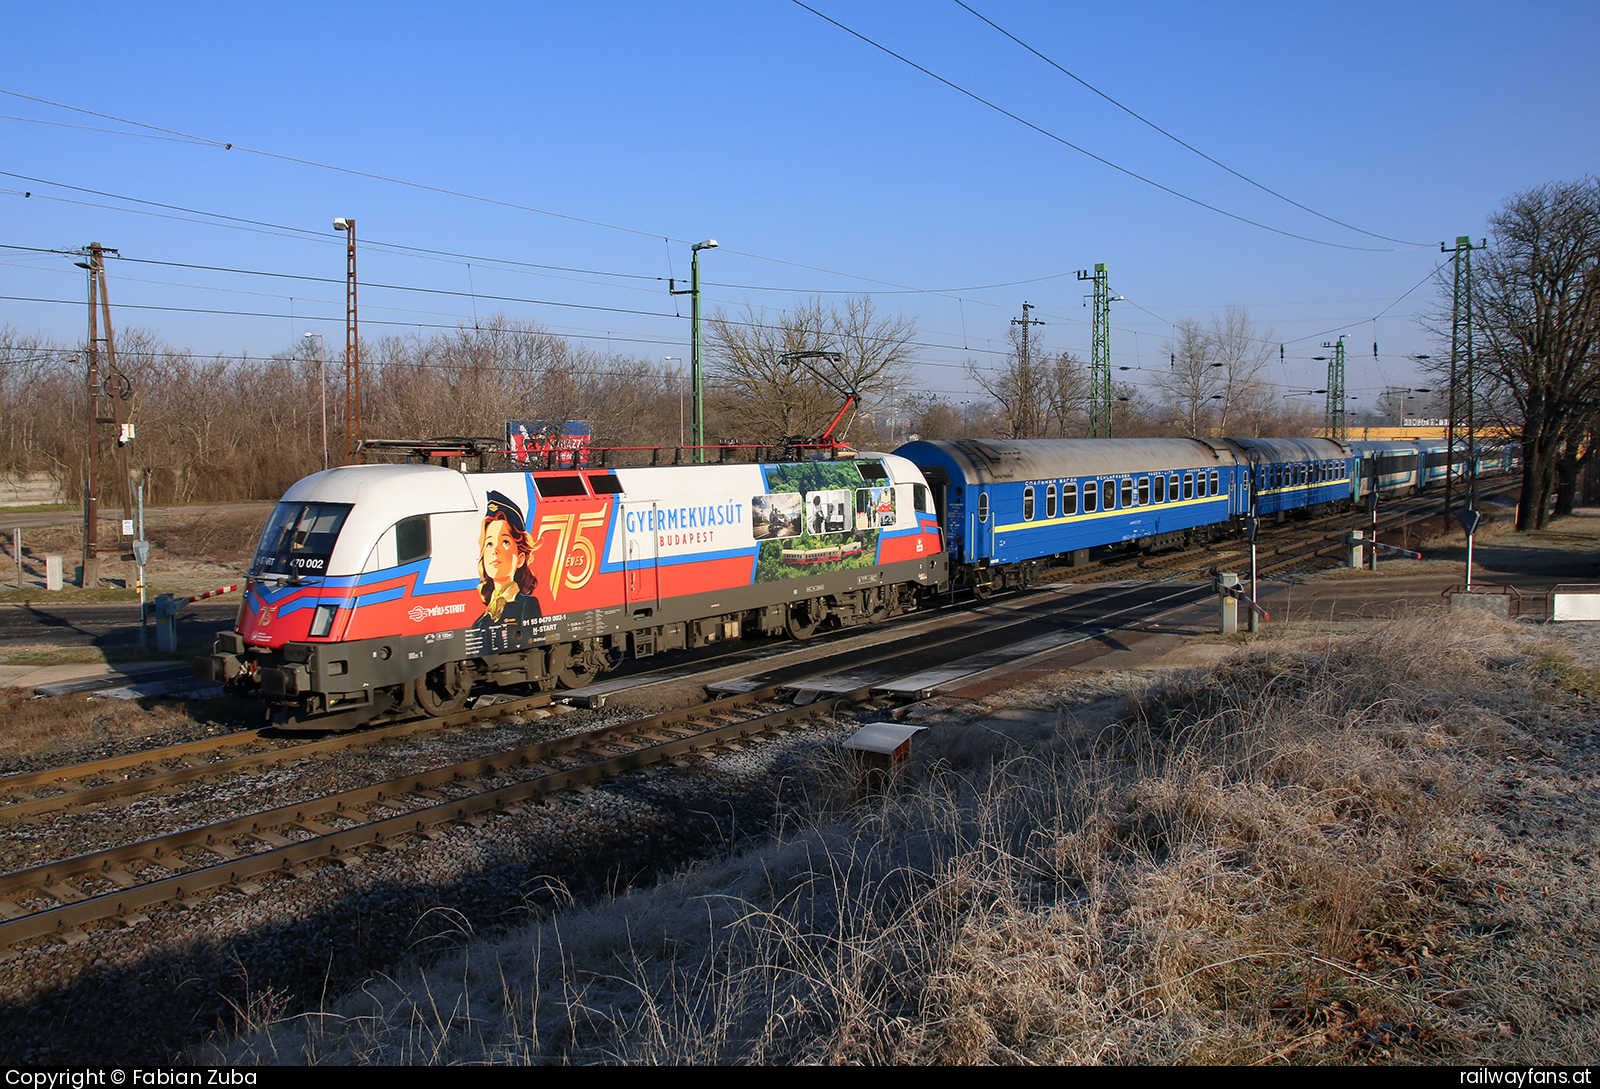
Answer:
xmin=309 ymin=604 xmax=338 ymax=637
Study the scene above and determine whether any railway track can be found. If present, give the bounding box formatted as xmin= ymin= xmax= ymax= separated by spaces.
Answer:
xmin=0 ymin=706 xmax=558 ymax=828
xmin=0 ymin=681 xmax=886 ymax=949
xmin=0 ymin=575 xmax=1227 ymax=950
xmin=10 ymin=474 xmax=1500 ymax=952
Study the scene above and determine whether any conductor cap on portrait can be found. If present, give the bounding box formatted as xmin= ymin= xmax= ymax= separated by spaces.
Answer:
xmin=485 ymin=490 xmax=526 ymax=534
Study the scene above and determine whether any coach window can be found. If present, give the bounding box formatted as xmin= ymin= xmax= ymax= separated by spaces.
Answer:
xmin=1103 ymin=479 xmax=1116 ymax=510
xmin=1183 ymin=473 xmax=1194 ymax=500
xmin=1138 ymin=477 xmax=1151 ymax=506
xmin=1120 ymin=478 xmax=1133 ymax=508
xmin=1169 ymin=474 xmax=1180 ymax=500
xmin=1023 ymin=486 xmax=1036 ymax=521
xmin=1046 ymin=484 xmax=1057 ymax=519
xmin=1210 ymin=469 xmax=1220 ymax=495
xmin=977 ymin=492 xmax=990 ymax=523
xmin=1062 ymin=482 xmax=1079 ymax=515
xmin=1154 ymin=475 xmax=1167 ymax=504
xmin=1082 ymin=481 xmax=1097 ymax=513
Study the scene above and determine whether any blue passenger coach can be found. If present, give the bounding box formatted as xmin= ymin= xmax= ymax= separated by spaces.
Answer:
xmin=1223 ymin=437 xmax=1353 ymax=518
xmin=894 ymin=438 xmax=1242 ymax=593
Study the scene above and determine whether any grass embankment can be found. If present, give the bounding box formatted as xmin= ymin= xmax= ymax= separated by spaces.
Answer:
xmin=206 ymin=611 xmax=1597 ymax=1065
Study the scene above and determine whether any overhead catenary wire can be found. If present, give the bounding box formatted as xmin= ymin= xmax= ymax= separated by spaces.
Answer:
xmin=0 ymin=171 xmax=1092 ymax=320
xmin=952 ymin=1 xmax=1427 ymax=248
xmin=0 ymin=290 xmax=1016 ymax=367
xmin=2 ymin=234 xmax=1445 ymax=402
xmin=789 ymin=1 xmax=1426 ymax=253
xmin=0 ymin=92 xmax=1095 ymax=302
xmin=5 ymin=163 xmax=1446 ymax=360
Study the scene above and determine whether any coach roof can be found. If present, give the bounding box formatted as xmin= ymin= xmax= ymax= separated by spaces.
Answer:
xmin=894 ymin=438 xmax=1237 ymax=484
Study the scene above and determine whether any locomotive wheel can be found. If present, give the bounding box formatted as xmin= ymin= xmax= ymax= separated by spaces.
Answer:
xmin=550 ymin=642 xmax=602 ymax=689
xmin=413 ymin=662 xmax=470 ymax=716
xmin=970 ymin=572 xmax=993 ymax=600
xmin=866 ymin=586 xmax=890 ymax=623
xmin=786 ymin=598 xmax=825 ymax=640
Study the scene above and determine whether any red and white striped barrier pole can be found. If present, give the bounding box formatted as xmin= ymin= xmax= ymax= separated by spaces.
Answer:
xmin=186 ymin=584 xmax=239 ymax=603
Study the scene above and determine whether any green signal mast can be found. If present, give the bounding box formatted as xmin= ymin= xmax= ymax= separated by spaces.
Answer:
xmin=1443 ymin=235 xmax=1477 ymax=521
xmin=1078 ymin=263 xmax=1113 ymax=438
xmin=1322 ymin=335 xmax=1347 ymax=440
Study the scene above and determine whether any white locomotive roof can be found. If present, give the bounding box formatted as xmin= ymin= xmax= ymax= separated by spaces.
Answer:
xmin=282 ymin=463 xmax=480 ymax=512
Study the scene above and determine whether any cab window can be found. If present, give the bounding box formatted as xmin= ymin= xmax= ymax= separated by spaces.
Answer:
xmin=395 ymin=516 xmax=431 ymax=565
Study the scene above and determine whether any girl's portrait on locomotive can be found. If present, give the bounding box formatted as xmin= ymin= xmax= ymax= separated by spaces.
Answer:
xmin=474 ymin=490 xmax=542 ymax=629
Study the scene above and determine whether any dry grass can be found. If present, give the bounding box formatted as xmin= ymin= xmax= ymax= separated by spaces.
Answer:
xmin=0 ymin=691 xmax=203 ymax=762
xmin=201 ymin=610 xmax=1599 ymax=1065
xmin=1 ymin=506 xmax=265 ymax=602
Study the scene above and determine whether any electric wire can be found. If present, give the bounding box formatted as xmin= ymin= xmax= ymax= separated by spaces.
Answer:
xmin=952 ymin=1 xmax=1427 ymax=247
xmin=791 ymin=1 xmax=1422 ymax=253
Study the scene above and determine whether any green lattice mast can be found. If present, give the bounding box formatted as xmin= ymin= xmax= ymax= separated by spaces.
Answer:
xmin=1079 ymin=263 xmax=1112 ymax=437
xmin=1443 ymin=235 xmax=1476 ymax=520
xmin=1322 ymin=335 xmax=1346 ymax=440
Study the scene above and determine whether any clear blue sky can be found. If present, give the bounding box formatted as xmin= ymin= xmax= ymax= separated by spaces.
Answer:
xmin=3 ymin=1 xmax=1596 ymax=412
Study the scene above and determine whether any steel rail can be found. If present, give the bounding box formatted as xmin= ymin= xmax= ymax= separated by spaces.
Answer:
xmin=0 ymin=682 xmax=864 ymax=946
xmin=0 ymin=693 xmax=558 ymax=825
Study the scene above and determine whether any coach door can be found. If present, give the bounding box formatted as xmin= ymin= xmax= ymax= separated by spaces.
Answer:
xmin=973 ymin=488 xmax=994 ymax=559
xmin=623 ymin=502 xmax=660 ymax=615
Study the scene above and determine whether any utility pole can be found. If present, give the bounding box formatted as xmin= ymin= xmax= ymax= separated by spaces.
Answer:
xmin=1442 ymin=236 xmax=1477 ymax=522
xmin=1078 ymin=264 xmax=1112 ymax=438
xmin=74 ymin=242 xmax=133 ymax=589
xmin=1322 ymin=336 xmax=1347 ymax=440
xmin=670 ymin=240 xmax=717 ymax=462
xmin=304 ymin=332 xmax=328 ymax=471
xmin=1010 ymin=302 xmax=1044 ymax=438
xmin=334 ymin=218 xmax=361 ymax=464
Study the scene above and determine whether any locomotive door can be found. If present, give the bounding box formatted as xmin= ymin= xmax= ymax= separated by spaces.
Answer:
xmin=623 ymin=502 xmax=660 ymax=614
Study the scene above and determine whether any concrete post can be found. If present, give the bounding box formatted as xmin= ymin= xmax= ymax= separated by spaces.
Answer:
xmin=1346 ymin=529 xmax=1365 ymax=569
xmin=153 ymin=593 xmax=180 ymax=653
xmin=45 ymin=554 xmax=63 ymax=591
xmin=1217 ymin=571 xmax=1239 ymax=634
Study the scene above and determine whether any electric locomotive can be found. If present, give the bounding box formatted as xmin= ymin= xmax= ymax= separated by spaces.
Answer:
xmin=199 ymin=452 xmax=945 ymax=730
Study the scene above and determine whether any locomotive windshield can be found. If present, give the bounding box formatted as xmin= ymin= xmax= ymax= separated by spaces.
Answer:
xmin=251 ymin=502 xmax=353 ymax=577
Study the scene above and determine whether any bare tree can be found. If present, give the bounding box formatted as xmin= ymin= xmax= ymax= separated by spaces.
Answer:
xmin=903 ymin=392 xmax=965 ymax=441
xmin=1044 ymin=350 xmax=1089 ymax=437
xmin=966 ymin=324 xmax=1052 ymax=438
xmin=1454 ymin=179 xmax=1600 ymax=529
xmin=706 ymin=296 xmax=916 ymax=443
xmin=1206 ymin=306 xmax=1278 ymax=435
xmin=1153 ymin=318 xmax=1219 ymax=437
xmin=1150 ymin=309 xmax=1281 ymax=437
